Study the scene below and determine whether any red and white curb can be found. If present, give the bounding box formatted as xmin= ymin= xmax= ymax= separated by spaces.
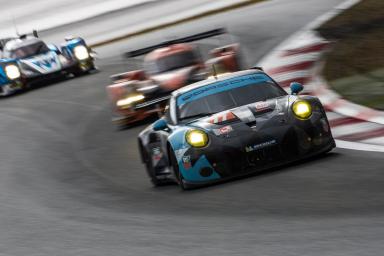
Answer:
xmin=257 ymin=0 xmax=384 ymax=152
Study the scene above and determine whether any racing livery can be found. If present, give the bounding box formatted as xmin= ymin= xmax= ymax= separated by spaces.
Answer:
xmin=0 ymin=33 xmax=95 ymax=96
xmin=106 ymin=29 xmax=242 ymax=126
xmin=138 ymin=69 xmax=336 ymax=189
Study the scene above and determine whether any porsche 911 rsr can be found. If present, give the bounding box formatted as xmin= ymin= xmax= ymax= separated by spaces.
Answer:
xmin=0 ymin=33 xmax=96 ymax=96
xmin=138 ymin=69 xmax=335 ymax=189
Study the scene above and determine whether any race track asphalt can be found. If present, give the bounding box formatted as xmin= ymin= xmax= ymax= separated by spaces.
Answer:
xmin=1 ymin=0 xmax=384 ymax=255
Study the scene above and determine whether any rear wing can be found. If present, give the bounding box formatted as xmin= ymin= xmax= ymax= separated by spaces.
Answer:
xmin=124 ymin=28 xmax=227 ymax=58
xmin=134 ymin=95 xmax=171 ymax=110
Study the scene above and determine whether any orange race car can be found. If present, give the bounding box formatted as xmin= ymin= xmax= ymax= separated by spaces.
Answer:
xmin=106 ymin=29 xmax=243 ymax=126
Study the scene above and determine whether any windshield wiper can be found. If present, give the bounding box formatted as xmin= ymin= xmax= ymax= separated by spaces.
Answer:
xmin=180 ymin=111 xmax=217 ymax=121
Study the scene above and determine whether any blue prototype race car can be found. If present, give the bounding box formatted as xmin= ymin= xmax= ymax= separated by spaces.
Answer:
xmin=138 ymin=69 xmax=335 ymax=189
xmin=0 ymin=32 xmax=95 ymax=96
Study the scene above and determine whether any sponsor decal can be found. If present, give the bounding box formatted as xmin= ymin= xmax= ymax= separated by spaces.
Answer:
xmin=177 ymin=74 xmax=272 ymax=106
xmin=208 ymin=111 xmax=236 ymax=124
xmin=21 ymin=52 xmax=60 ymax=74
xmin=32 ymin=56 xmax=56 ymax=69
xmin=254 ymin=101 xmax=270 ymax=111
xmin=245 ymin=140 xmax=277 ymax=152
xmin=182 ymin=155 xmax=192 ymax=170
xmin=213 ymin=125 xmax=234 ymax=136
xmin=152 ymin=147 xmax=163 ymax=162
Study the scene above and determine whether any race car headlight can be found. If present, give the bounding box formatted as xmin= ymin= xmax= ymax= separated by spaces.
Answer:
xmin=73 ymin=45 xmax=90 ymax=61
xmin=186 ymin=129 xmax=209 ymax=148
xmin=5 ymin=65 xmax=21 ymax=80
xmin=116 ymin=94 xmax=145 ymax=107
xmin=292 ymin=100 xmax=312 ymax=120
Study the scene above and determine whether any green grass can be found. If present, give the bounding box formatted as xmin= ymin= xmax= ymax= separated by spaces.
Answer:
xmin=316 ymin=0 xmax=384 ymax=110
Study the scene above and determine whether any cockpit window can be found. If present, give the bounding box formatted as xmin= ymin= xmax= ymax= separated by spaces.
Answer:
xmin=176 ymin=73 xmax=287 ymax=122
xmin=4 ymin=41 xmax=50 ymax=59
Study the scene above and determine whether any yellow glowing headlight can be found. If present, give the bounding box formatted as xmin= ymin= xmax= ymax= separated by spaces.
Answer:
xmin=186 ymin=129 xmax=209 ymax=148
xmin=73 ymin=45 xmax=90 ymax=60
xmin=116 ymin=94 xmax=145 ymax=107
xmin=292 ymin=100 xmax=312 ymax=119
xmin=5 ymin=64 xmax=21 ymax=80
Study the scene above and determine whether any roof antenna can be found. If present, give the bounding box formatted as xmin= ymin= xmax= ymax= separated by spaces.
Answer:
xmin=212 ymin=64 xmax=218 ymax=80
xmin=12 ymin=15 xmax=19 ymax=36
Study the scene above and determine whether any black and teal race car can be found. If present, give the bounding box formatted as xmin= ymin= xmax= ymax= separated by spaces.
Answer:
xmin=138 ymin=69 xmax=335 ymax=189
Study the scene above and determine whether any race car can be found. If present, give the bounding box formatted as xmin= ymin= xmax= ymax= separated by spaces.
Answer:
xmin=106 ymin=28 xmax=242 ymax=126
xmin=137 ymin=69 xmax=336 ymax=189
xmin=0 ymin=32 xmax=95 ymax=96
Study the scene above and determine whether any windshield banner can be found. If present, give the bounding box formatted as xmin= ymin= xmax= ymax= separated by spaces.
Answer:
xmin=177 ymin=74 xmax=272 ymax=106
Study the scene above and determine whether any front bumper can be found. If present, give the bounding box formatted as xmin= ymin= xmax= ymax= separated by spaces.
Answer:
xmin=179 ymin=116 xmax=335 ymax=187
xmin=0 ymin=80 xmax=24 ymax=96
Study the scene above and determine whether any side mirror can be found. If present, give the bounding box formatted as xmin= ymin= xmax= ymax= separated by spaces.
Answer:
xmin=153 ymin=119 xmax=168 ymax=131
xmin=48 ymin=44 xmax=61 ymax=55
xmin=290 ymin=82 xmax=303 ymax=95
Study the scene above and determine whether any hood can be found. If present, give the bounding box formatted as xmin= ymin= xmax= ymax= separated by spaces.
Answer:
xmin=151 ymin=65 xmax=202 ymax=91
xmin=188 ymin=96 xmax=289 ymax=138
xmin=19 ymin=51 xmax=61 ymax=76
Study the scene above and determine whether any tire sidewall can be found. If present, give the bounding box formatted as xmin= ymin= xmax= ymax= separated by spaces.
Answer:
xmin=169 ymin=150 xmax=186 ymax=190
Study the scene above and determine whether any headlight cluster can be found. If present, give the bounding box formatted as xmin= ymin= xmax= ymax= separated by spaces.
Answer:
xmin=186 ymin=129 xmax=209 ymax=148
xmin=5 ymin=65 xmax=21 ymax=80
xmin=292 ymin=100 xmax=312 ymax=120
xmin=116 ymin=94 xmax=145 ymax=107
xmin=73 ymin=45 xmax=90 ymax=61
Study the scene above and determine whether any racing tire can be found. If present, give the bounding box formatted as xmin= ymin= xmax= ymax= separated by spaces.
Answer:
xmin=140 ymin=142 xmax=170 ymax=187
xmin=72 ymin=62 xmax=96 ymax=77
xmin=169 ymin=149 xmax=187 ymax=190
xmin=144 ymin=159 xmax=163 ymax=187
xmin=141 ymin=147 xmax=162 ymax=187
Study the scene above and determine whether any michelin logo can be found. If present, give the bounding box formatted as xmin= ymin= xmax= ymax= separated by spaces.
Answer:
xmin=245 ymin=140 xmax=277 ymax=152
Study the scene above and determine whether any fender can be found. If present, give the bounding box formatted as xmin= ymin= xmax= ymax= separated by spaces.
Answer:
xmin=60 ymin=37 xmax=90 ymax=60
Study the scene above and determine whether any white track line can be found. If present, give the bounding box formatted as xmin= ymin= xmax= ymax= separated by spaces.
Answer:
xmin=336 ymin=140 xmax=384 ymax=152
xmin=331 ymin=122 xmax=382 ymax=138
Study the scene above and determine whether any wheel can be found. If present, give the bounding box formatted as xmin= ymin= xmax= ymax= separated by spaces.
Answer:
xmin=169 ymin=149 xmax=187 ymax=190
xmin=72 ymin=61 xmax=96 ymax=76
xmin=140 ymin=145 xmax=162 ymax=187
xmin=141 ymin=142 xmax=171 ymax=187
xmin=144 ymin=159 xmax=163 ymax=187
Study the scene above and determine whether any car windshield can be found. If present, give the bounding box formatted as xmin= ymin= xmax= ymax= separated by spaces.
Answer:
xmin=176 ymin=73 xmax=286 ymax=121
xmin=145 ymin=50 xmax=198 ymax=74
xmin=6 ymin=41 xmax=50 ymax=59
